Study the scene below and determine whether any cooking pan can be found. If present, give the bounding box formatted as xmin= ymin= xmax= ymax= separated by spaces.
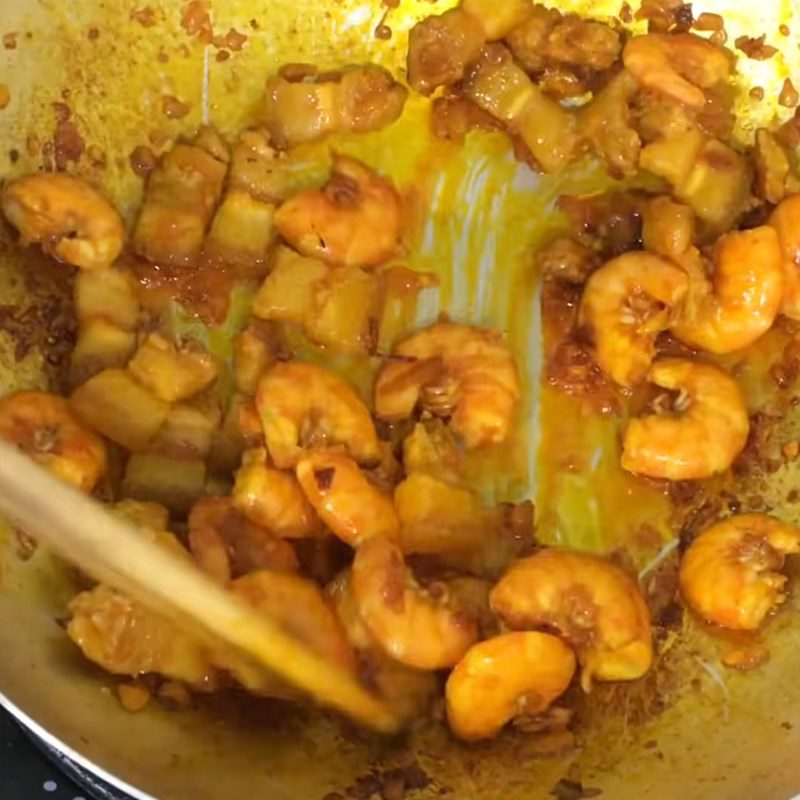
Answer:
xmin=2 ymin=0 xmax=800 ymax=798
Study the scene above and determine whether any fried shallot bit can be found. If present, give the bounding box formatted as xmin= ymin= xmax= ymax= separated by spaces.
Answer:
xmin=734 ymin=35 xmax=778 ymax=60
xmin=693 ymin=12 xmax=724 ymax=32
xmin=537 ymin=238 xmax=598 ymax=284
xmin=181 ymin=0 xmax=212 ymax=41
xmin=779 ymin=79 xmax=799 ymax=109
xmin=129 ymin=145 xmax=158 ymax=177
xmin=162 ymin=95 xmax=190 ymax=119
xmin=131 ymin=7 xmax=157 ymax=27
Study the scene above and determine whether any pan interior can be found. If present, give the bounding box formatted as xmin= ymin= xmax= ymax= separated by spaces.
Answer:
xmin=2 ymin=1 xmax=800 ymax=798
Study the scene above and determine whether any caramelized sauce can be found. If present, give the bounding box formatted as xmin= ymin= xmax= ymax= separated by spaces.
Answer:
xmin=130 ymin=256 xmax=241 ymax=324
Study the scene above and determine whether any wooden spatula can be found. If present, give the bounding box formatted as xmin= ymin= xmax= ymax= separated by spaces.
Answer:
xmin=0 ymin=439 xmax=399 ymax=733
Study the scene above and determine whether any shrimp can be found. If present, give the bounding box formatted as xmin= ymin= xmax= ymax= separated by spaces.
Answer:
xmin=273 ymin=155 xmax=400 ymax=269
xmin=680 ymin=514 xmax=800 ymax=630
xmin=256 ymin=361 xmax=380 ymax=469
xmin=68 ymin=584 xmax=218 ymax=688
xmin=232 ymin=447 xmax=320 ymax=538
xmin=351 ymin=536 xmax=479 ymax=669
xmin=295 ymin=451 xmax=399 ymax=546
xmin=1 ymin=173 xmax=124 ymax=271
xmin=327 ymin=569 xmax=375 ymax=651
xmin=578 ymin=252 xmax=689 ymax=387
xmin=187 ymin=496 xmax=299 ymax=585
xmin=230 ymin=570 xmax=356 ymax=673
xmin=327 ymin=570 xmax=439 ymax=722
xmin=374 ymin=322 xmax=521 ymax=449
xmin=670 ymin=227 xmax=784 ymax=353
xmin=490 ymin=549 xmax=653 ymax=691
xmin=621 ymin=358 xmax=749 ymax=480
xmin=0 ymin=391 xmax=106 ymax=492
xmin=187 ymin=523 xmax=232 ymax=586
xmin=445 ymin=632 xmax=576 ymax=741
xmin=769 ymin=194 xmax=800 ymax=320
xmin=622 ymin=33 xmax=731 ymax=110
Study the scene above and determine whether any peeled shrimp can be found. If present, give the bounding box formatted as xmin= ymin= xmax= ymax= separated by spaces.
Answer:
xmin=770 ymin=194 xmax=800 ymax=320
xmin=187 ymin=496 xmax=299 ymax=585
xmin=621 ymin=358 xmax=748 ymax=480
xmin=187 ymin=523 xmax=232 ymax=586
xmin=490 ymin=549 xmax=653 ymax=691
xmin=230 ymin=570 xmax=356 ymax=672
xmin=445 ymin=632 xmax=576 ymax=741
xmin=680 ymin=514 xmax=800 ymax=630
xmin=671 ymin=227 xmax=783 ymax=353
xmin=232 ymin=447 xmax=320 ymax=538
xmin=579 ymin=252 xmax=689 ymax=387
xmin=327 ymin=569 xmax=375 ymax=651
xmin=255 ymin=361 xmax=380 ymax=469
xmin=327 ymin=570 xmax=439 ymax=722
xmin=2 ymin=173 xmax=124 ymax=270
xmin=295 ymin=451 xmax=399 ymax=546
xmin=351 ymin=536 xmax=478 ymax=669
xmin=623 ymin=33 xmax=731 ymax=110
xmin=0 ymin=391 xmax=106 ymax=492
xmin=273 ymin=155 xmax=400 ymax=269
xmin=374 ymin=322 xmax=521 ymax=449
